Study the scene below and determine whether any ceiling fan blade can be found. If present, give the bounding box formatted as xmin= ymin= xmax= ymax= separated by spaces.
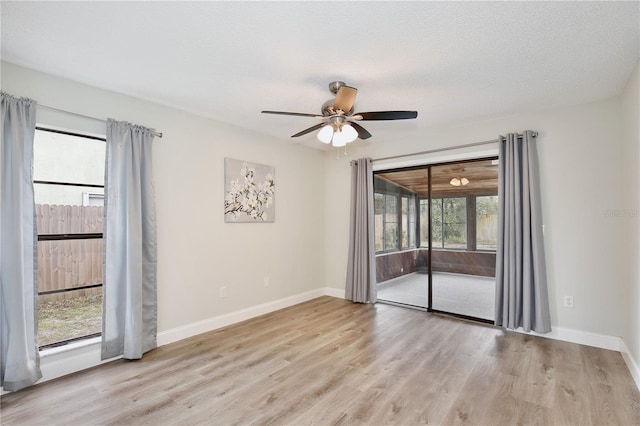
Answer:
xmin=262 ymin=110 xmax=322 ymax=118
xmin=333 ymin=86 xmax=357 ymax=113
xmin=356 ymin=111 xmax=418 ymax=120
xmin=350 ymin=122 xmax=372 ymax=140
xmin=291 ymin=123 xmax=326 ymax=138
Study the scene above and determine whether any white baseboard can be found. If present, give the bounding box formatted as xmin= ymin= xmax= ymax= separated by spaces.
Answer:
xmin=620 ymin=339 xmax=640 ymax=391
xmin=324 ymin=286 xmax=346 ymax=299
xmin=510 ymin=326 xmax=638 ymax=391
xmin=157 ymin=288 xmax=326 ymax=346
xmin=515 ymin=325 xmax=622 ymax=351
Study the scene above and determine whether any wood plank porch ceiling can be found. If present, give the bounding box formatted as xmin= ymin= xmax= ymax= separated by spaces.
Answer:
xmin=376 ymin=159 xmax=498 ymax=197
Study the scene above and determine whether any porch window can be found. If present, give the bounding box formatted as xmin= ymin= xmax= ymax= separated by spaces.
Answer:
xmin=401 ymin=195 xmax=416 ymax=248
xmin=476 ymin=195 xmax=498 ymax=250
xmin=432 ymin=197 xmax=467 ymax=249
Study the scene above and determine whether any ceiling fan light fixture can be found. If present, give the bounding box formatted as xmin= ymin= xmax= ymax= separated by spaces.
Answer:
xmin=332 ymin=129 xmax=348 ymax=147
xmin=317 ymin=125 xmax=333 ymax=144
xmin=342 ymin=124 xmax=358 ymax=143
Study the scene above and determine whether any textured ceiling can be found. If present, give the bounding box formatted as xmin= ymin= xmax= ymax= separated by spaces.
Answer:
xmin=2 ymin=1 xmax=638 ymax=148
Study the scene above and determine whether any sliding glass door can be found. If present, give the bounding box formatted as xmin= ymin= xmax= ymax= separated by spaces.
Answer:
xmin=374 ymin=169 xmax=429 ymax=308
xmin=429 ymin=160 xmax=497 ymax=321
xmin=373 ymin=158 xmax=498 ymax=322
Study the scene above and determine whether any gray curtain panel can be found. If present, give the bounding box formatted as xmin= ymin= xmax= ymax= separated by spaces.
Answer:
xmin=101 ymin=119 xmax=158 ymax=360
xmin=345 ymin=158 xmax=377 ymax=303
xmin=495 ymin=131 xmax=551 ymax=333
xmin=0 ymin=92 xmax=43 ymax=391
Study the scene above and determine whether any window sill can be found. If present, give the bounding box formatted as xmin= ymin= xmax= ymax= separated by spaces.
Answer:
xmin=40 ymin=336 xmax=101 ymax=358
xmin=33 ymin=336 xmax=119 ymax=387
xmin=431 ymin=248 xmax=497 ymax=254
xmin=375 ymin=248 xmax=421 ymax=257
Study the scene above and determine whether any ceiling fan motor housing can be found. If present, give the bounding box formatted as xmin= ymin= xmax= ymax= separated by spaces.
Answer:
xmin=321 ymin=99 xmax=335 ymax=116
xmin=321 ymin=99 xmax=354 ymax=116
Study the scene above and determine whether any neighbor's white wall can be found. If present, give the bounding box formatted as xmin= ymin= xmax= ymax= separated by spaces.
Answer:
xmin=1 ymin=61 xmax=326 ymax=334
xmin=325 ymin=97 xmax=627 ymax=338
xmin=621 ymin=61 xmax=640 ymax=375
xmin=33 ymin=130 xmax=106 ymax=205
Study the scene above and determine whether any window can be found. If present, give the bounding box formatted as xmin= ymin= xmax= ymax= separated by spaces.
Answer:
xmin=419 ymin=199 xmax=429 ymax=247
xmin=409 ymin=201 xmax=416 ymax=247
xmin=431 ymin=197 xmax=467 ymax=249
xmin=374 ymin=193 xmax=384 ymax=251
xmin=374 ymin=192 xmax=400 ymax=251
xmin=401 ymin=195 xmax=417 ymax=249
xmin=374 ymin=191 xmax=400 ymax=252
xmin=430 ymin=199 xmax=442 ymax=248
xmin=476 ymin=195 xmax=498 ymax=250
xmin=384 ymin=194 xmax=398 ymax=251
xmin=373 ymin=175 xmax=420 ymax=252
xmin=33 ymin=128 xmax=105 ymax=349
xmin=429 ymin=195 xmax=497 ymax=251
xmin=374 ymin=189 xmax=417 ymax=252
xmin=375 ymin=159 xmax=498 ymax=254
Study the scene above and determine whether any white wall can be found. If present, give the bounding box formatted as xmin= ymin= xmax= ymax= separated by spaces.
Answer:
xmin=1 ymin=61 xmax=326 ymax=335
xmin=621 ymin=61 xmax=640 ymax=377
xmin=324 ymin=96 xmax=628 ymax=339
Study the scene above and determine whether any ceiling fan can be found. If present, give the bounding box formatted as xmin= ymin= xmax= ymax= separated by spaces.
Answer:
xmin=261 ymin=81 xmax=418 ymax=147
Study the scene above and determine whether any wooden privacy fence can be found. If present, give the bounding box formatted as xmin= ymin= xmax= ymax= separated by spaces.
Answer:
xmin=36 ymin=204 xmax=103 ymax=302
xmin=477 ymin=214 xmax=498 ymax=245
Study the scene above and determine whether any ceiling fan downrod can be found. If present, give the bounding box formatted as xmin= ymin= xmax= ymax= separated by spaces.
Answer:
xmin=328 ymin=81 xmax=346 ymax=94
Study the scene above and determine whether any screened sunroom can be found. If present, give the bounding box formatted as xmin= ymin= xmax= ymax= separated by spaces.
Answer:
xmin=374 ymin=157 xmax=499 ymax=321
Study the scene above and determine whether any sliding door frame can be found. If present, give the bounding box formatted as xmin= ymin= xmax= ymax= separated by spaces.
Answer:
xmin=374 ymin=156 xmax=497 ymax=325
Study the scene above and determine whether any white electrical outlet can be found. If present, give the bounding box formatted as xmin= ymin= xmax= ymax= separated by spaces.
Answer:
xmin=400 ymin=267 xmax=404 ymax=273
xmin=264 ymin=276 xmax=270 ymax=287
xmin=220 ymin=286 xmax=227 ymax=298
xmin=563 ymin=295 xmax=574 ymax=308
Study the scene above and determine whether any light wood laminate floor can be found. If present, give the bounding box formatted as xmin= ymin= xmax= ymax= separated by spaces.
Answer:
xmin=2 ymin=296 xmax=639 ymax=425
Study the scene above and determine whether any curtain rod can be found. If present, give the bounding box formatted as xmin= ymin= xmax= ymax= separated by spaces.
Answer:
xmin=37 ymin=104 xmax=163 ymax=138
xmin=371 ymin=131 xmax=537 ymax=163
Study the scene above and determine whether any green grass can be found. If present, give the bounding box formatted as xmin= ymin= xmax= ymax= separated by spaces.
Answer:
xmin=38 ymin=293 xmax=102 ymax=347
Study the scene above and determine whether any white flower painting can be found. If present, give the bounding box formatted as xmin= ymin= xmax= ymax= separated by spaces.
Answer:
xmin=224 ymin=158 xmax=275 ymax=222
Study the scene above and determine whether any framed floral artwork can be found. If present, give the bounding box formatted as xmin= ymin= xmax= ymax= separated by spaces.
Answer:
xmin=224 ymin=158 xmax=275 ymax=222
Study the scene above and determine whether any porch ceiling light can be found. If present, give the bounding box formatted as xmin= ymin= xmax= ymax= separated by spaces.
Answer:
xmin=450 ymin=177 xmax=469 ymax=187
